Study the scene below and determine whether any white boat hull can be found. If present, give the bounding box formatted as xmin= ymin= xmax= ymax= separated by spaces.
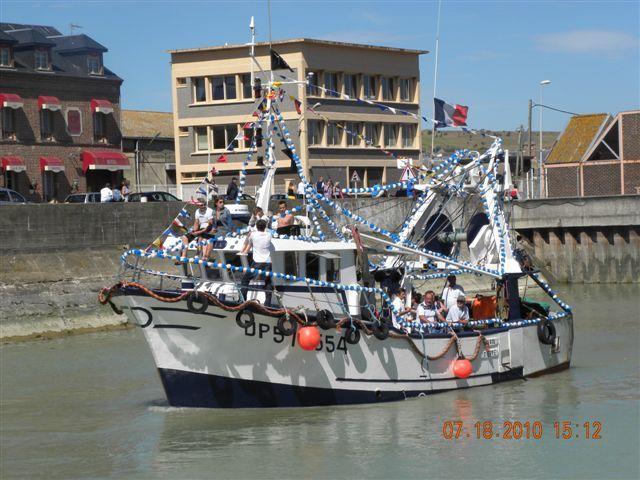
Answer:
xmin=112 ymin=292 xmax=573 ymax=408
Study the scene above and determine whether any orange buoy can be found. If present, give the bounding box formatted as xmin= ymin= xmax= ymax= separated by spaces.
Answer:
xmin=453 ymin=358 xmax=473 ymax=379
xmin=297 ymin=326 xmax=321 ymax=351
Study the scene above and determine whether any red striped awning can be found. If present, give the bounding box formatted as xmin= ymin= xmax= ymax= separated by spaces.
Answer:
xmin=0 ymin=93 xmax=23 ymax=109
xmin=40 ymin=156 xmax=65 ymax=173
xmin=1 ymin=156 xmax=26 ymax=172
xmin=81 ymin=150 xmax=130 ymax=173
xmin=90 ymin=98 xmax=113 ymax=114
xmin=38 ymin=95 xmax=61 ymax=111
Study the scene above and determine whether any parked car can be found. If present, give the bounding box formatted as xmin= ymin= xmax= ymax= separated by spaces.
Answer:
xmin=0 ymin=187 xmax=27 ymax=204
xmin=126 ymin=191 xmax=181 ymax=202
xmin=64 ymin=192 xmax=101 ymax=203
xmin=225 ymin=202 xmax=251 ymax=223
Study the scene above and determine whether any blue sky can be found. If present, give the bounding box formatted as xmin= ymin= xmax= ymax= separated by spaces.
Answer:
xmin=2 ymin=0 xmax=638 ymax=131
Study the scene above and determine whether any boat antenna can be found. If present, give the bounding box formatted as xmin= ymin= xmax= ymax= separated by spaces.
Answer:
xmin=430 ymin=0 xmax=442 ymax=157
xmin=267 ymin=0 xmax=274 ymax=83
xmin=250 ymin=16 xmax=255 ymax=97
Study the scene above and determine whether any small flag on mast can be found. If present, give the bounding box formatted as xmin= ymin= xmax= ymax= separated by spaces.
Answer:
xmin=434 ymin=98 xmax=469 ymax=128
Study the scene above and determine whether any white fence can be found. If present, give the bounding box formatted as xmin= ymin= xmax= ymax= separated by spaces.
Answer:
xmin=134 ymin=184 xmax=179 ymax=197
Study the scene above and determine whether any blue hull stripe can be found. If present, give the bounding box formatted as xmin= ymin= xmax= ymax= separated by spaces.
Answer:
xmin=157 ymin=367 xmax=524 ymax=408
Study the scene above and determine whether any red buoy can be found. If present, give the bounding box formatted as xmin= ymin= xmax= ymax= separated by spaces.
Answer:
xmin=453 ymin=358 xmax=473 ymax=379
xmin=298 ymin=326 xmax=321 ymax=351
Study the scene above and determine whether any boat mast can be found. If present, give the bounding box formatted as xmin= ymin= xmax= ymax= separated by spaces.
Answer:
xmin=430 ymin=0 xmax=442 ymax=157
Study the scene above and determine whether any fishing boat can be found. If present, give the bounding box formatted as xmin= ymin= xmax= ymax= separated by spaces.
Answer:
xmin=99 ymin=25 xmax=573 ymax=409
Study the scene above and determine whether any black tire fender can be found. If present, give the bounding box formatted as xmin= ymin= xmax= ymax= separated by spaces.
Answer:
xmin=372 ymin=322 xmax=389 ymax=341
xmin=345 ymin=327 xmax=361 ymax=345
xmin=277 ymin=316 xmax=297 ymax=336
xmin=317 ymin=310 xmax=336 ymax=330
xmin=537 ymin=319 xmax=556 ymax=345
xmin=236 ymin=310 xmax=255 ymax=329
xmin=186 ymin=291 xmax=208 ymax=314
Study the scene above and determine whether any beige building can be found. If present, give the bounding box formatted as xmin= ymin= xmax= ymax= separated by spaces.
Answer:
xmin=169 ymin=38 xmax=426 ymax=198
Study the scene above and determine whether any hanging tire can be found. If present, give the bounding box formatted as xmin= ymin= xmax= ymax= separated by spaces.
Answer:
xmin=277 ymin=316 xmax=297 ymax=336
xmin=236 ymin=310 xmax=255 ymax=329
xmin=345 ymin=327 xmax=361 ymax=345
xmin=537 ymin=319 xmax=556 ymax=345
xmin=317 ymin=310 xmax=336 ymax=330
xmin=373 ymin=322 xmax=389 ymax=341
xmin=186 ymin=291 xmax=208 ymax=314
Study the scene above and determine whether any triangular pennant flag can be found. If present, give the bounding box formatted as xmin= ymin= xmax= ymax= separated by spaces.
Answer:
xmin=217 ymin=154 xmax=228 ymax=163
xmin=270 ymin=49 xmax=294 ymax=72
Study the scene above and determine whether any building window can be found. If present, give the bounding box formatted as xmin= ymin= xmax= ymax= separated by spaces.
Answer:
xmin=176 ymin=77 xmax=187 ymax=87
xmin=241 ymin=73 xmax=252 ymax=99
xmin=364 ymin=123 xmax=380 ymax=147
xmin=346 ymin=122 xmax=361 ymax=146
xmin=1 ymin=109 xmax=16 ymax=139
xmin=326 ymin=122 xmax=342 ymax=146
xmin=87 ymin=53 xmax=103 ymax=75
xmin=400 ymin=78 xmax=412 ymax=101
xmin=94 ymin=113 xmax=106 ymax=142
xmin=363 ymin=75 xmax=377 ymax=100
xmin=402 ymin=124 xmax=415 ymax=148
xmin=41 ymin=109 xmax=54 ymax=141
xmin=344 ymin=74 xmax=358 ymax=98
xmin=65 ymin=108 xmax=82 ymax=136
xmin=307 ymin=120 xmax=322 ymax=145
xmin=193 ymin=77 xmax=206 ymax=102
xmin=324 ymin=72 xmax=339 ymax=97
xmin=212 ymin=124 xmax=239 ymax=150
xmin=381 ymin=77 xmax=395 ymax=101
xmin=384 ymin=124 xmax=398 ymax=147
xmin=34 ymin=48 xmax=51 ymax=71
xmin=195 ymin=126 xmax=208 ymax=151
xmin=211 ymin=75 xmax=237 ymax=101
xmin=307 ymin=71 xmax=321 ymax=96
xmin=178 ymin=126 xmax=188 ymax=136
xmin=0 ymin=46 xmax=12 ymax=67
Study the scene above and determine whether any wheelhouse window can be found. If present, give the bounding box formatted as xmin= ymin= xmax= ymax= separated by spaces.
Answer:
xmin=241 ymin=73 xmax=252 ymax=99
xmin=400 ymin=78 xmax=412 ymax=101
xmin=384 ymin=124 xmax=398 ymax=147
xmin=305 ymin=253 xmax=320 ymax=280
xmin=326 ymin=122 xmax=342 ymax=146
xmin=212 ymin=124 xmax=239 ymax=150
xmin=0 ymin=46 xmax=12 ymax=67
xmin=211 ymin=75 xmax=237 ymax=101
xmin=402 ymin=124 xmax=415 ymax=148
xmin=363 ymin=75 xmax=377 ymax=100
xmin=193 ymin=77 xmax=206 ymax=102
xmin=326 ymin=255 xmax=340 ymax=282
xmin=195 ymin=126 xmax=209 ymax=151
xmin=364 ymin=123 xmax=380 ymax=147
xmin=34 ymin=48 xmax=51 ymax=71
xmin=381 ymin=77 xmax=395 ymax=101
xmin=93 ymin=113 xmax=106 ymax=142
xmin=346 ymin=122 xmax=361 ymax=146
xmin=344 ymin=74 xmax=358 ymax=98
xmin=324 ymin=72 xmax=339 ymax=97
xmin=87 ymin=53 xmax=103 ymax=75
xmin=307 ymin=120 xmax=322 ymax=145
xmin=65 ymin=108 xmax=82 ymax=136
xmin=41 ymin=109 xmax=54 ymax=141
xmin=1 ymin=109 xmax=16 ymax=139
xmin=284 ymin=251 xmax=298 ymax=276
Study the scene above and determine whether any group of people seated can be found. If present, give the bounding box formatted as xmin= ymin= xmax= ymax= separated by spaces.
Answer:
xmin=390 ymin=274 xmax=471 ymax=333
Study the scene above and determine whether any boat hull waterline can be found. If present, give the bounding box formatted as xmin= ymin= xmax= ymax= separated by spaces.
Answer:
xmin=113 ymin=294 xmax=573 ymax=408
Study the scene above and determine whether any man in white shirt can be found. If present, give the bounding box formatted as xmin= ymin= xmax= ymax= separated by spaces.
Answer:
xmin=441 ymin=274 xmax=465 ymax=310
xmin=446 ymin=295 xmax=470 ymax=325
xmin=417 ymin=290 xmax=446 ymax=326
xmin=297 ymin=180 xmax=306 ymax=199
xmin=100 ymin=183 xmax=113 ymax=202
xmin=240 ymin=219 xmax=274 ymax=305
xmin=391 ymin=288 xmax=413 ymax=331
xmin=181 ymin=198 xmax=215 ymax=258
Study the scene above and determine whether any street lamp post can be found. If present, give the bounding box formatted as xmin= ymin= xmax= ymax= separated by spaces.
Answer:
xmin=539 ymin=79 xmax=551 ymax=197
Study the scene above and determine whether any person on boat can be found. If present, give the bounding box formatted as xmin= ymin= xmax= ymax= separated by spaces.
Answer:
xmin=212 ymin=197 xmax=233 ymax=233
xmin=296 ymin=179 xmax=306 ymax=199
xmin=441 ymin=274 xmax=465 ymax=310
xmin=226 ymin=177 xmax=239 ymax=201
xmin=275 ymin=200 xmax=295 ymax=235
xmin=181 ymin=198 xmax=215 ymax=259
xmin=417 ymin=290 xmax=446 ymax=326
xmin=240 ymin=219 xmax=274 ymax=305
xmin=249 ymin=206 xmax=268 ymax=229
xmin=391 ymin=288 xmax=413 ymax=331
xmin=446 ymin=294 xmax=470 ymax=325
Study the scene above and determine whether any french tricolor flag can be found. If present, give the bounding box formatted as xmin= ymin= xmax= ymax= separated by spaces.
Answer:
xmin=434 ymin=98 xmax=468 ymax=128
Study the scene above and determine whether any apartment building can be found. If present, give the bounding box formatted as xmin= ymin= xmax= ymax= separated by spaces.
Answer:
xmin=170 ymin=38 xmax=426 ymax=197
xmin=0 ymin=23 xmax=124 ymax=201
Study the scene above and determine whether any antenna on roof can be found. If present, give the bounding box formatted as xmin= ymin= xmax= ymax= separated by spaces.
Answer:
xmin=69 ymin=23 xmax=83 ymax=35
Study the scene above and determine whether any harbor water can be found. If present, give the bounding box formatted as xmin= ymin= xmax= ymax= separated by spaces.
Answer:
xmin=1 ymin=284 xmax=639 ymax=479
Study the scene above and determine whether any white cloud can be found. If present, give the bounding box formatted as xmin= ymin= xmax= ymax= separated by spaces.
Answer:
xmin=534 ymin=30 xmax=639 ymax=55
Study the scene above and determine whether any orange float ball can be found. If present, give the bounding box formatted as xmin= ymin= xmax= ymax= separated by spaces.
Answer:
xmin=452 ymin=358 xmax=473 ymax=379
xmin=298 ymin=326 xmax=321 ymax=351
